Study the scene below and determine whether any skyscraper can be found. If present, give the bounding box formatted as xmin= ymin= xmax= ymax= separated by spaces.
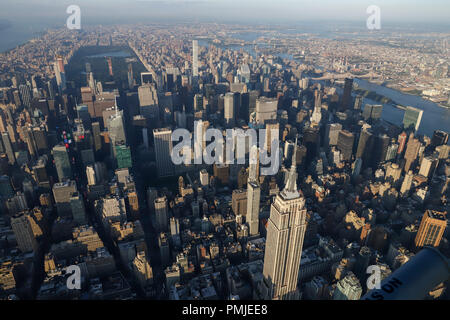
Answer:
xmin=97 ymin=196 xmax=127 ymax=225
xmin=397 ymin=131 xmax=408 ymax=155
xmin=115 ymin=144 xmax=132 ymax=169
xmin=255 ymin=97 xmax=278 ymax=125
xmin=262 ymin=139 xmax=307 ymax=300
xmin=232 ymin=189 xmax=247 ymax=216
xmin=170 ymin=217 xmax=181 ymax=247
xmin=86 ymin=165 xmax=96 ymax=186
xmin=159 ymin=232 xmax=171 ymax=267
xmin=385 ymin=163 xmax=402 ymax=184
xmin=385 ymin=142 xmax=399 ymax=162
xmin=418 ymin=156 xmax=438 ymax=178
xmin=435 ymin=145 xmax=449 ymax=159
xmin=53 ymin=58 xmax=66 ymax=94
xmin=404 ymin=134 xmax=420 ymax=172
xmin=192 ymin=40 xmax=199 ymax=77
xmin=265 ymin=122 xmax=279 ymax=155
xmin=200 ymin=169 xmax=209 ymax=186
xmin=153 ymin=128 xmax=174 ymax=178
xmin=371 ymin=104 xmax=383 ymax=120
xmin=224 ymin=92 xmax=235 ymax=128
xmin=324 ymin=123 xmax=342 ymax=148
xmin=194 ymin=93 xmax=204 ymax=111
xmin=354 ymin=95 xmax=363 ymax=110
xmin=337 ymin=130 xmax=354 ymax=162
xmin=303 ymin=126 xmax=319 ymax=166
xmin=248 ymin=145 xmax=260 ymax=182
xmin=340 ymin=78 xmax=353 ymax=111
xmin=352 ymin=158 xmax=363 ymax=178
xmin=311 ymin=90 xmax=322 ymax=124
xmin=138 ymin=84 xmax=159 ymax=121
xmin=414 ymin=210 xmax=447 ymax=248
xmin=332 ymin=272 xmax=363 ymax=300
xmin=141 ymin=72 xmax=153 ymax=85
xmin=23 ymin=126 xmax=38 ymax=158
xmin=155 ymin=196 xmax=168 ymax=232
xmin=0 ymin=175 xmax=14 ymax=200
xmin=32 ymin=159 xmax=49 ymax=188
xmin=247 ymin=181 xmax=260 ymax=236
xmin=372 ymin=134 xmax=390 ymax=168
xmin=10 ymin=213 xmax=39 ymax=253
xmin=249 ymin=90 xmax=260 ymax=118
xmin=300 ymin=77 xmax=309 ymax=90
xmin=431 ymin=130 xmax=449 ymax=148
xmin=284 ymin=140 xmax=295 ymax=164
xmin=108 ymin=112 xmax=126 ymax=145
xmin=2 ymin=132 xmax=15 ymax=165
xmin=403 ymin=106 xmax=423 ymax=132
xmin=239 ymin=64 xmax=251 ymax=83
xmin=52 ymin=144 xmax=72 ymax=182
xmin=32 ymin=126 xmax=48 ymax=156
xmin=133 ymin=250 xmax=153 ymax=289
xmin=400 ymin=170 xmax=414 ymax=197
xmin=92 ymin=122 xmax=102 ymax=153
xmin=19 ymin=84 xmax=32 ymax=109
xmin=362 ymin=104 xmax=383 ymax=121
xmin=70 ymin=192 xmax=87 ymax=225
xmin=52 ymin=180 xmax=77 ymax=218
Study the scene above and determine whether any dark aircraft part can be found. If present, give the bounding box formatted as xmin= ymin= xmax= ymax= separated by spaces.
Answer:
xmin=362 ymin=247 xmax=450 ymax=300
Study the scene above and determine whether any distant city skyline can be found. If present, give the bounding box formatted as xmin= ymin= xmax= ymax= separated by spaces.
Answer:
xmin=1 ymin=0 xmax=449 ymax=53
xmin=0 ymin=0 xmax=449 ymax=26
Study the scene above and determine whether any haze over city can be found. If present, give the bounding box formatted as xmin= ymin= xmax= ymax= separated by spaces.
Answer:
xmin=0 ymin=0 xmax=449 ymax=306
xmin=1 ymin=0 xmax=450 ymax=24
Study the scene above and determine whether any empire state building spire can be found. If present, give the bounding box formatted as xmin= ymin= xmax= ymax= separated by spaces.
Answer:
xmin=262 ymin=134 xmax=307 ymax=300
xmin=282 ymin=136 xmax=300 ymax=199
xmin=114 ymin=95 xmax=119 ymax=116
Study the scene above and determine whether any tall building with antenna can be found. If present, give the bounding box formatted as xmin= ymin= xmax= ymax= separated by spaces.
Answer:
xmin=107 ymin=96 xmax=126 ymax=146
xmin=247 ymin=145 xmax=261 ymax=236
xmin=262 ymin=137 xmax=308 ymax=300
xmin=107 ymin=96 xmax=131 ymax=169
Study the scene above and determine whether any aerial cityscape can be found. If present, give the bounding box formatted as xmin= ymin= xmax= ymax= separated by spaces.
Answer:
xmin=0 ymin=0 xmax=449 ymax=303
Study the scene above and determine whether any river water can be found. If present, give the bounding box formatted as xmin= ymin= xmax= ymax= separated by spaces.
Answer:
xmin=354 ymin=79 xmax=450 ymax=137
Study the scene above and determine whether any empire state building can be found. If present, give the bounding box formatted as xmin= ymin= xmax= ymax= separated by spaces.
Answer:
xmin=262 ymin=138 xmax=307 ymax=300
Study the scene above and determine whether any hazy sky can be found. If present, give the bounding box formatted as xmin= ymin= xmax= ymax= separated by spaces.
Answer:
xmin=0 ymin=0 xmax=449 ymax=27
